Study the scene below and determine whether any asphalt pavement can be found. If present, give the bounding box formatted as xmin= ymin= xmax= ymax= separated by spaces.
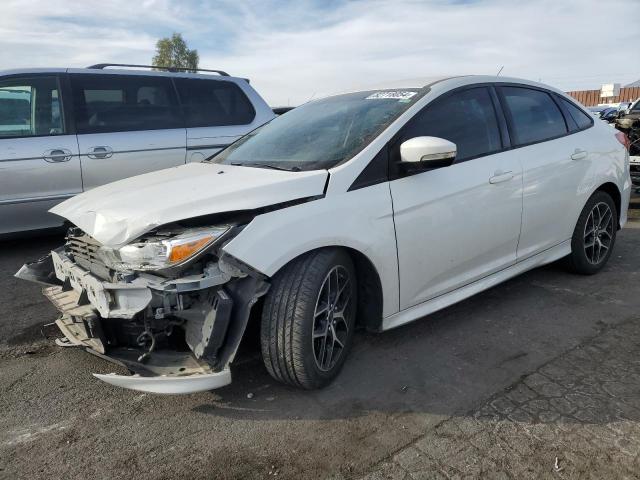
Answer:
xmin=1 ymin=193 xmax=639 ymax=479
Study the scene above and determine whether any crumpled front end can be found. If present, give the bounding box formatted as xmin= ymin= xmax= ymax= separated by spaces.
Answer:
xmin=16 ymin=228 xmax=269 ymax=394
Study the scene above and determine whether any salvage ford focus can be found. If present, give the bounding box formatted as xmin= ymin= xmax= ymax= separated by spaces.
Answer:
xmin=17 ymin=76 xmax=631 ymax=394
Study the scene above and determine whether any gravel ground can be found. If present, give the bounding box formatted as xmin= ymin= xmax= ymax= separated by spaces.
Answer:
xmin=1 ymin=194 xmax=639 ymax=479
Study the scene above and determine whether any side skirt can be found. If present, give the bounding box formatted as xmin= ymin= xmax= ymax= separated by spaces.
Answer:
xmin=382 ymin=240 xmax=571 ymax=331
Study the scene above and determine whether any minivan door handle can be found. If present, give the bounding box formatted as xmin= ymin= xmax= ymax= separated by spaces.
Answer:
xmin=489 ymin=170 xmax=514 ymax=184
xmin=571 ymin=149 xmax=588 ymax=161
xmin=43 ymin=148 xmax=73 ymax=163
xmin=87 ymin=146 xmax=113 ymax=159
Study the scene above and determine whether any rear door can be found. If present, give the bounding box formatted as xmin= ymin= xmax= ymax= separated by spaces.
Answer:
xmin=0 ymin=74 xmax=81 ymax=234
xmin=173 ymin=77 xmax=268 ymax=162
xmin=496 ymin=86 xmax=592 ymax=259
xmin=70 ymin=72 xmax=186 ymax=189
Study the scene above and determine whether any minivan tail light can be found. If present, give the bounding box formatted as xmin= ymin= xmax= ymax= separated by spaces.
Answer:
xmin=615 ymin=131 xmax=630 ymax=150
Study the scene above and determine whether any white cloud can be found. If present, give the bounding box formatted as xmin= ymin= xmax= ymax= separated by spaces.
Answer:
xmin=1 ymin=0 xmax=638 ymax=105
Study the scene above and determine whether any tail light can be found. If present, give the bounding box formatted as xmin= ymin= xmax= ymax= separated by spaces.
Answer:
xmin=615 ymin=131 xmax=630 ymax=150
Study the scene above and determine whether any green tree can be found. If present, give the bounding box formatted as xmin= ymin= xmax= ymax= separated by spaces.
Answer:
xmin=152 ymin=33 xmax=199 ymax=72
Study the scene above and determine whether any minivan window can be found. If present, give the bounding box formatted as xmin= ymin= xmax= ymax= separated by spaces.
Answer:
xmin=175 ymin=78 xmax=255 ymax=128
xmin=70 ymin=74 xmax=182 ymax=134
xmin=0 ymin=76 xmax=64 ymax=138
xmin=500 ymin=87 xmax=567 ymax=145
xmin=396 ymin=87 xmax=502 ymax=162
xmin=560 ymin=98 xmax=593 ymax=131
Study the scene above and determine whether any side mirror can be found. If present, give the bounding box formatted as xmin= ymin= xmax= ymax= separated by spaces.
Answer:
xmin=400 ymin=136 xmax=456 ymax=168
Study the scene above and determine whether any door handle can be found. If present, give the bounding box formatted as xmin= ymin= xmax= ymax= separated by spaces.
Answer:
xmin=87 ymin=146 xmax=113 ymax=159
xmin=489 ymin=170 xmax=514 ymax=184
xmin=43 ymin=148 xmax=73 ymax=163
xmin=571 ymin=149 xmax=588 ymax=161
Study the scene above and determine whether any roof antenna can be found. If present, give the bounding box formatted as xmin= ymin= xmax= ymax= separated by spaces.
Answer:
xmin=496 ymin=65 xmax=504 ymax=76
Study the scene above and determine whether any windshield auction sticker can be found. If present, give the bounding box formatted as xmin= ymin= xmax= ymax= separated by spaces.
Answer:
xmin=365 ymin=91 xmax=417 ymax=101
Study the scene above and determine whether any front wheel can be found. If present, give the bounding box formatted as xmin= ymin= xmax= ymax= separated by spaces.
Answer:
xmin=566 ymin=191 xmax=618 ymax=275
xmin=260 ymin=249 xmax=357 ymax=389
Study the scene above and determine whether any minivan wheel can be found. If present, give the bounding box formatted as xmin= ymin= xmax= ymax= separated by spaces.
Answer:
xmin=566 ymin=191 xmax=617 ymax=275
xmin=260 ymin=249 xmax=357 ymax=389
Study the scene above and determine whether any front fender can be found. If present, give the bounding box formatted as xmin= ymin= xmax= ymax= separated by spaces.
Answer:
xmin=222 ymin=183 xmax=400 ymax=318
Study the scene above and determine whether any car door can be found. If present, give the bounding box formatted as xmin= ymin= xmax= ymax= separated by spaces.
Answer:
xmin=0 ymin=74 xmax=82 ymax=234
xmin=69 ymin=72 xmax=186 ymax=190
xmin=173 ymin=77 xmax=266 ymax=162
xmin=389 ymin=86 xmax=523 ymax=310
xmin=496 ymin=86 xmax=592 ymax=260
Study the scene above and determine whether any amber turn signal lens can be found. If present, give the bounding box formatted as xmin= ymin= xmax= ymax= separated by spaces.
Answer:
xmin=168 ymin=236 xmax=213 ymax=264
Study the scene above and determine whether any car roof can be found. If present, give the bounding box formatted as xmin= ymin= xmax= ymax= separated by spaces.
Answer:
xmin=326 ymin=75 xmax=571 ymax=100
xmin=0 ymin=67 xmax=244 ymax=81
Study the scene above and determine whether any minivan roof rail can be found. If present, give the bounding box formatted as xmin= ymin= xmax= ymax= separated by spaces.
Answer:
xmin=86 ymin=63 xmax=230 ymax=76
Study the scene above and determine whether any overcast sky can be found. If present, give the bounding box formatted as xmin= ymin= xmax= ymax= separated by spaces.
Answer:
xmin=1 ymin=0 xmax=638 ymax=105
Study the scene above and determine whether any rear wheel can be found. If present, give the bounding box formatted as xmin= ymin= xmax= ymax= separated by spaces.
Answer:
xmin=260 ymin=249 xmax=357 ymax=389
xmin=566 ymin=191 xmax=617 ymax=275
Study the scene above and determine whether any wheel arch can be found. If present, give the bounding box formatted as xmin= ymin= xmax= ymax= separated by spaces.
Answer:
xmin=342 ymin=246 xmax=384 ymax=332
xmin=263 ymin=245 xmax=385 ymax=333
xmin=594 ymin=182 xmax=622 ymax=228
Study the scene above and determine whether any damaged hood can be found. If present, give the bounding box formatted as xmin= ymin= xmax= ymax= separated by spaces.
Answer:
xmin=51 ymin=162 xmax=328 ymax=248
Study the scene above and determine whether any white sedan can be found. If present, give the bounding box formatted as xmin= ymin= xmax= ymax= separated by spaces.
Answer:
xmin=17 ymin=75 xmax=632 ymax=394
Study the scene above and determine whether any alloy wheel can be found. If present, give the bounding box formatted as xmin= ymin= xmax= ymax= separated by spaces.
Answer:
xmin=312 ymin=265 xmax=353 ymax=372
xmin=583 ymin=201 xmax=614 ymax=265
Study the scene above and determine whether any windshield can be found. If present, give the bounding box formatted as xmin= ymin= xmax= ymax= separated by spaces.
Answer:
xmin=210 ymin=89 xmax=423 ymax=171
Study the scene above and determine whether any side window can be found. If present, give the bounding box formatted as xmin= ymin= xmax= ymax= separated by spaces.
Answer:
xmin=0 ymin=76 xmax=64 ymax=138
xmin=500 ymin=87 xmax=567 ymax=145
xmin=560 ymin=98 xmax=593 ymax=131
xmin=398 ymin=87 xmax=502 ymax=162
xmin=175 ymin=78 xmax=255 ymax=128
xmin=70 ymin=74 xmax=182 ymax=134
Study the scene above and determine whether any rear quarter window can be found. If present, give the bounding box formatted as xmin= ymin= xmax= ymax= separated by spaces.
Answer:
xmin=500 ymin=86 xmax=567 ymax=146
xmin=560 ymin=98 xmax=593 ymax=131
xmin=175 ymin=78 xmax=256 ymax=128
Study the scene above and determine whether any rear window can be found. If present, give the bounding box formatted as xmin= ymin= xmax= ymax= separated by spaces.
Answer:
xmin=175 ymin=78 xmax=255 ymax=128
xmin=70 ymin=74 xmax=182 ymax=134
xmin=500 ymin=87 xmax=567 ymax=145
xmin=560 ymin=98 xmax=593 ymax=131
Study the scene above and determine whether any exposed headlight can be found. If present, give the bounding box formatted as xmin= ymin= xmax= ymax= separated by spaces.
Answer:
xmin=102 ymin=226 xmax=230 ymax=272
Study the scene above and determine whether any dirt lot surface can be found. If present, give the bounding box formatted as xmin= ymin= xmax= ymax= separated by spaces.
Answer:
xmin=1 ymin=194 xmax=639 ymax=479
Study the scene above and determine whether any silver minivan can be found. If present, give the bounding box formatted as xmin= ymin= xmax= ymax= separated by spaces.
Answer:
xmin=0 ymin=64 xmax=275 ymax=235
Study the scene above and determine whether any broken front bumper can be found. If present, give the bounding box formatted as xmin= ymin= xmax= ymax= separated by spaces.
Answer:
xmin=17 ymin=248 xmax=266 ymax=394
xmin=43 ymin=286 xmax=231 ymax=394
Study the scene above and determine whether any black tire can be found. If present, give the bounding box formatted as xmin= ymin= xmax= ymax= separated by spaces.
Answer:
xmin=260 ymin=248 xmax=357 ymax=389
xmin=566 ymin=191 xmax=618 ymax=275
